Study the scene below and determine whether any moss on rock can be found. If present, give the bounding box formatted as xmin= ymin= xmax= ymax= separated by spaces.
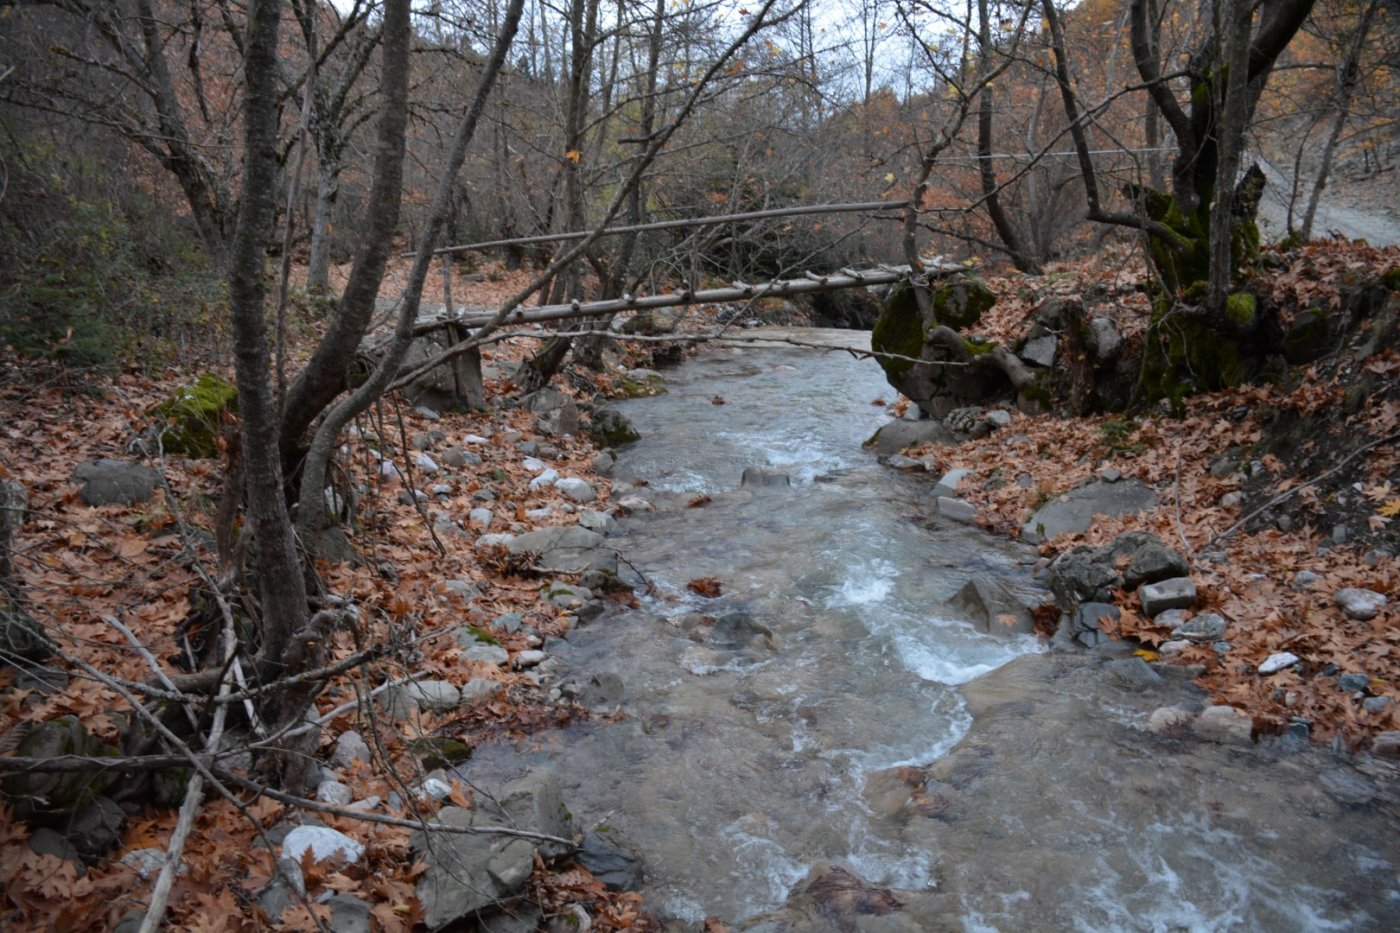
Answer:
xmin=871 ymin=281 xmax=925 ymax=379
xmin=931 ymin=275 xmax=996 ymax=329
xmin=150 ymin=373 xmax=237 ymax=458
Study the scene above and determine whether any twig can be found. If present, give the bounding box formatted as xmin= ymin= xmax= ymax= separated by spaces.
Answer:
xmin=139 ymin=570 xmax=240 ymax=933
xmin=1206 ymin=431 xmax=1399 ymax=548
xmin=1173 ymin=451 xmax=1194 ymax=560
xmin=217 ymin=772 xmax=578 ymax=847
xmin=103 ymin=616 xmax=200 ymax=732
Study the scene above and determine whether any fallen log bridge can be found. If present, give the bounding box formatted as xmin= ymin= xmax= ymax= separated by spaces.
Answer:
xmin=407 ymin=260 xmax=967 ymax=338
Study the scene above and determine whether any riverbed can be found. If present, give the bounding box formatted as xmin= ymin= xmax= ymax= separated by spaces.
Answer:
xmin=467 ymin=328 xmax=1400 ymax=931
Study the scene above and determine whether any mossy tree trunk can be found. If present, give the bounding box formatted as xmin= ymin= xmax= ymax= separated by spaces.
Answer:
xmin=1041 ymin=0 xmax=1315 ymax=407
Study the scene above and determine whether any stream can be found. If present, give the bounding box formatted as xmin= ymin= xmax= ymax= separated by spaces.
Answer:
xmin=467 ymin=329 xmax=1400 ymax=931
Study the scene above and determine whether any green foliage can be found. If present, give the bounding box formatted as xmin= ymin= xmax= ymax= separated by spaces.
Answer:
xmin=0 ymin=131 xmax=224 ymax=372
xmin=150 ymin=373 xmax=238 ymax=458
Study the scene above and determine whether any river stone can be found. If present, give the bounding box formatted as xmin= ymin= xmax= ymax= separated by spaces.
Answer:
xmin=1175 ymin=612 xmax=1226 ymax=642
xmin=1049 ymin=547 xmax=1122 ymax=609
xmin=576 ymin=834 xmax=642 ymax=890
xmin=413 ymin=771 xmax=570 ymax=930
xmin=1107 ymin=657 xmax=1163 ymax=688
xmin=937 ymin=497 xmax=977 ymax=523
xmin=1194 ymin=705 xmax=1254 ymax=745
xmin=462 ymin=639 xmax=510 ymax=666
xmin=863 ymin=420 xmax=956 ymax=455
xmin=1087 ymin=317 xmax=1123 ymax=362
xmin=331 ymin=731 xmax=371 ymax=769
xmin=513 ymin=649 xmax=547 ymax=669
xmin=507 ymin=525 xmax=617 ymax=574
xmin=588 ymin=406 xmax=640 ymax=446
xmin=72 ymin=459 xmax=160 ymax=506
xmin=468 ymin=508 xmax=493 ymax=531
xmin=544 ymin=582 xmax=591 ymax=610
xmin=711 ymin=611 xmax=779 ymax=650
xmin=325 ymin=894 xmax=373 ymax=933
xmin=1338 ymin=673 xmax=1369 ymax=692
xmin=616 ymin=495 xmax=654 ymax=512
xmin=528 ymin=468 xmax=560 ymax=490
xmin=946 ymin=578 xmax=1034 ymax=636
xmin=316 ymin=780 xmax=353 ymax=806
xmin=1258 ymin=651 xmax=1300 ymax=675
xmin=3 ymin=715 xmax=117 ymax=813
xmin=933 ymin=468 xmax=974 ymax=498
xmin=1019 ymin=334 xmax=1058 ymax=367
xmin=1123 ymin=543 xmax=1190 ymax=589
xmin=555 ymin=477 xmax=597 ymax=503
xmin=1335 ymin=588 xmax=1386 ymax=621
xmin=407 ymin=679 xmax=461 ymax=712
xmin=741 ymin=466 xmax=791 ymax=488
xmin=578 ymin=509 xmax=616 ymax=535
xmin=30 ymin=827 xmax=83 ymax=866
xmin=522 ymin=388 xmax=580 ymax=436
xmin=281 ymin=825 xmax=364 ymax=865
xmin=1146 ymin=706 xmax=1193 ymax=735
xmin=1140 ymin=577 xmax=1197 ymax=615
xmin=1372 ymin=732 xmax=1400 ymax=760
xmin=1021 ymin=479 xmax=1157 ymax=544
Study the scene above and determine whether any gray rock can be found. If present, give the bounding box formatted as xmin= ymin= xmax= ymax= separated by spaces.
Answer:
xmin=1292 ymin=570 xmax=1322 ymax=590
xmin=1107 ymin=657 xmax=1163 ymax=688
xmin=616 ymin=495 xmax=654 ymax=512
xmin=413 ymin=771 xmax=571 ymax=929
xmin=1087 ymin=317 xmax=1123 ymax=362
xmin=985 ymin=409 xmax=1012 ymax=428
xmin=947 ymin=578 xmax=1035 ymax=636
xmin=1139 ymin=577 xmax=1197 ymax=616
xmin=1019 ymin=334 xmax=1058 ymax=367
xmin=1363 ymin=696 xmax=1394 ymax=714
xmin=324 ymin=894 xmax=373 ymax=933
xmin=480 ymin=905 xmax=545 ymax=933
xmin=441 ymin=447 xmax=468 ymax=469
xmin=578 ymin=509 xmax=616 ymax=535
xmin=592 ymin=451 xmax=617 ymax=474
xmin=1257 ymin=651 xmax=1299 ymax=675
xmin=1220 ymin=491 xmax=1244 ymax=509
xmin=554 ymin=477 xmax=597 ymax=502
xmin=513 ymin=649 xmax=547 ymax=669
xmin=576 ymin=834 xmax=642 ymax=890
xmin=72 ymin=459 xmax=160 ymax=506
xmin=1194 ymin=705 xmax=1254 ymax=745
xmin=1338 ymin=673 xmax=1369 ymax=692
xmin=112 ymin=912 xmax=147 ymax=933
xmin=522 ymin=388 xmax=580 ymax=436
xmin=562 ymin=673 xmax=625 ymax=709
xmin=1072 ymin=602 xmax=1120 ymax=648
xmin=1158 ymin=639 xmax=1190 ymax=658
xmin=863 ymin=420 xmax=956 ymax=455
xmin=1335 ymin=588 xmax=1387 ymax=621
xmin=1123 ymin=543 xmax=1190 ymax=589
xmin=464 ymin=507 xmax=492 ymax=532
xmin=544 ymin=582 xmax=592 ymax=610
xmin=331 ymin=731 xmax=371 ymax=769
xmin=933 ymin=468 xmax=974 ymax=499
xmin=528 ymin=467 xmax=560 ymax=490
xmin=494 ymin=612 xmax=524 ymax=633
xmin=412 ymin=432 xmax=433 ymax=451
xmin=1022 ymin=479 xmax=1157 ymax=544
xmin=508 ymin=525 xmax=617 ymax=574
xmin=712 ymin=611 xmax=779 ymax=650
xmin=5 ymin=715 xmax=116 ymax=814
xmin=461 ymin=638 xmax=510 ymax=665
xmin=1146 ymin=706 xmax=1193 ymax=735
xmin=741 ymin=467 xmax=791 ymax=488
xmin=414 ymin=406 xmax=441 ymax=421
xmin=1175 ymin=612 xmax=1226 ymax=642
xmin=408 ymin=679 xmax=461 ymax=712
xmin=316 ymin=780 xmax=353 ymax=806
xmin=460 ymin=680 xmax=505 ymax=706
xmin=1371 ymin=732 xmax=1400 ymax=760
xmin=1049 ymin=547 xmax=1121 ymax=609
xmin=30 ymin=827 xmax=82 ymax=865
xmin=885 ymin=454 xmax=923 ymax=470
xmin=1156 ymin=608 xmax=1190 ymax=630
xmin=588 ymin=406 xmax=640 ymax=446
xmin=281 ymin=825 xmax=364 ymax=865
xmin=937 ymin=497 xmax=977 ymax=523
xmin=67 ymin=796 xmax=123 ymax=857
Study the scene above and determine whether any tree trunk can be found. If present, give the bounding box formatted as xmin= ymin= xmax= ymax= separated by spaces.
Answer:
xmin=227 ymin=0 xmax=308 ymax=689
xmin=307 ymin=157 xmax=340 ymax=292
xmin=1300 ymin=0 xmax=1379 ymax=241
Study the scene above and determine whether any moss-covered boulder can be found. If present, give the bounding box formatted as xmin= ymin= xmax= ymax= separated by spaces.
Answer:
xmin=1283 ymin=306 xmax=1332 ymax=364
xmin=931 ymin=275 xmax=996 ymax=330
xmin=587 ymin=406 xmax=640 ymax=447
xmin=149 ymin=373 xmax=237 ymax=458
xmin=3 ymin=716 xmax=118 ymax=815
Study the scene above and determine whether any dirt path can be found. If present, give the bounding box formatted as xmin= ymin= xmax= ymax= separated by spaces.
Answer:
xmin=1255 ymin=155 xmax=1400 ymax=247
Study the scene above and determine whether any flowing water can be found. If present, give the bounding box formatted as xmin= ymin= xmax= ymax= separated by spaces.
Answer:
xmin=466 ymin=329 xmax=1400 ymax=931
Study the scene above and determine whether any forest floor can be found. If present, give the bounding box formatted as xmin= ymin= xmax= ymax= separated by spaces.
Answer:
xmin=1 ymin=239 xmax=1397 ymax=931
